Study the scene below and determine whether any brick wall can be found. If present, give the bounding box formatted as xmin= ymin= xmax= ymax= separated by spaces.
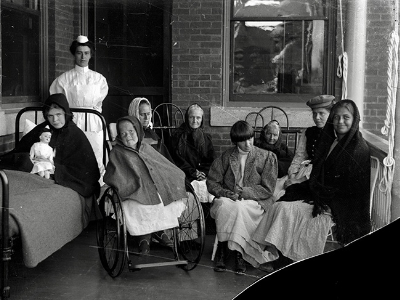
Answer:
xmin=48 ymin=0 xmax=80 ymax=83
xmin=364 ymin=0 xmax=393 ymax=138
xmin=171 ymin=0 xmax=233 ymax=156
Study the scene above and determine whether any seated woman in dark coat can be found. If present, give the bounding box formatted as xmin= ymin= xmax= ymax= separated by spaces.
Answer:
xmin=0 ymin=93 xmax=100 ymax=198
xmin=255 ymin=120 xmax=294 ymax=178
xmin=171 ymin=103 xmax=215 ymax=203
xmin=103 ymin=115 xmax=189 ymax=254
xmin=128 ymin=97 xmax=174 ymax=163
xmin=252 ymin=99 xmax=371 ymax=273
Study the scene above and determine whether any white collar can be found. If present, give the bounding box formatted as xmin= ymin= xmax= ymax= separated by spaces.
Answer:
xmin=74 ymin=65 xmax=89 ymax=73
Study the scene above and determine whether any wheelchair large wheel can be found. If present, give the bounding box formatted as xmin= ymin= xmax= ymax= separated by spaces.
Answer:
xmin=97 ymin=186 xmax=127 ymax=278
xmin=176 ymin=184 xmax=206 ymax=271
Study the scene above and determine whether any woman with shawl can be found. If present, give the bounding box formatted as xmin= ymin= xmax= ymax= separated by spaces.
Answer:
xmin=0 ymin=93 xmax=100 ymax=198
xmin=128 ymin=97 xmax=174 ymax=162
xmin=255 ymin=120 xmax=294 ymax=178
xmin=103 ymin=116 xmax=188 ymax=254
xmin=252 ymin=99 xmax=371 ymax=273
xmin=171 ymin=103 xmax=215 ymax=203
xmin=207 ymin=120 xmax=278 ymax=274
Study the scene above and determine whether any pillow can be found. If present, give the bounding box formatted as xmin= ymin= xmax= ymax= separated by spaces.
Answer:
xmin=23 ymin=119 xmax=37 ymax=136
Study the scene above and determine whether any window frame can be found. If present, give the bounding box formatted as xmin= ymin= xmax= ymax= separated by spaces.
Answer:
xmin=223 ymin=0 xmax=337 ymax=107
xmin=0 ymin=0 xmax=48 ymax=107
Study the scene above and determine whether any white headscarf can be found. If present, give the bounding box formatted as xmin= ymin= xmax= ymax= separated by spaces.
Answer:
xmin=128 ymin=97 xmax=153 ymax=129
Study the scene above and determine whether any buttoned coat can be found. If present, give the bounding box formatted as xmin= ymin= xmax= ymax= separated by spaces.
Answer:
xmin=206 ymin=146 xmax=278 ymax=211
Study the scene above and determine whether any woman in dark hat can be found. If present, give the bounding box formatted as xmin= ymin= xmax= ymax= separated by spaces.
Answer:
xmin=284 ymin=94 xmax=336 ymax=189
xmin=49 ymin=35 xmax=109 ymax=183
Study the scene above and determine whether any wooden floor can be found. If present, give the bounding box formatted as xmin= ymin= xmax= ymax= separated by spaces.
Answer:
xmin=5 ymin=221 xmax=341 ymax=300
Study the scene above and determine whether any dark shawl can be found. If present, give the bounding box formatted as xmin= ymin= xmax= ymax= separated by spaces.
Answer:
xmin=0 ymin=94 xmax=100 ymax=197
xmin=255 ymin=123 xmax=294 ymax=177
xmin=280 ymin=100 xmax=371 ymax=245
xmin=143 ymin=127 xmax=175 ymax=163
xmin=171 ymin=103 xmax=215 ymax=181
xmin=103 ymin=116 xmax=187 ymax=206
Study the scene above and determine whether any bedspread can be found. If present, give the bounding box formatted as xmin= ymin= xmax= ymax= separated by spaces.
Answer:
xmin=0 ymin=170 xmax=90 ymax=268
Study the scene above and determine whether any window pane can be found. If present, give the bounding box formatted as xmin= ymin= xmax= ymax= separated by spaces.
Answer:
xmin=1 ymin=7 xmax=40 ymax=96
xmin=232 ymin=20 xmax=324 ymax=97
xmin=90 ymin=0 xmax=164 ymax=88
xmin=233 ymin=0 xmax=326 ymax=18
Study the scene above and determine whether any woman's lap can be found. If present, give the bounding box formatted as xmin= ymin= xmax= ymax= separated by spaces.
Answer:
xmin=253 ymin=201 xmax=333 ymax=261
xmin=211 ymin=197 xmax=272 ymax=266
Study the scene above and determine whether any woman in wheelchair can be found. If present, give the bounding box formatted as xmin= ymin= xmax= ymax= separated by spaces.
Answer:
xmin=103 ymin=115 xmax=189 ymax=254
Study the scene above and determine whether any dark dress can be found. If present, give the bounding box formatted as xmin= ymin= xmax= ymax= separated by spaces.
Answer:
xmin=171 ymin=107 xmax=215 ymax=182
xmin=255 ymin=127 xmax=294 ymax=178
xmin=143 ymin=126 xmax=175 ymax=163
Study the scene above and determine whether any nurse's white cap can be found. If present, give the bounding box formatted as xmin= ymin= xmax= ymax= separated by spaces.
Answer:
xmin=76 ymin=35 xmax=89 ymax=43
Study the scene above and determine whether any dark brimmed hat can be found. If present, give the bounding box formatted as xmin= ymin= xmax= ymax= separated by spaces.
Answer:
xmin=306 ymin=95 xmax=336 ymax=109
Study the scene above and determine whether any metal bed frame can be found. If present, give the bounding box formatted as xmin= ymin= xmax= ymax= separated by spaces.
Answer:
xmin=1 ymin=106 xmax=110 ymax=300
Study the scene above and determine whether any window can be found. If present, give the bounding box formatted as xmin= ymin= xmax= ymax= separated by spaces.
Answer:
xmin=226 ymin=0 xmax=336 ymax=104
xmin=1 ymin=0 xmax=40 ymax=104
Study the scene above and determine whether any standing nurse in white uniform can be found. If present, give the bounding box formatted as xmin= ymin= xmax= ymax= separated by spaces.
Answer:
xmin=49 ymin=35 xmax=109 ymax=183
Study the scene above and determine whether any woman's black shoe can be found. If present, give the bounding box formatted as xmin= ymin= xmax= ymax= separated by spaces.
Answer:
xmin=214 ymin=242 xmax=227 ymax=272
xmin=235 ymin=251 xmax=246 ymax=274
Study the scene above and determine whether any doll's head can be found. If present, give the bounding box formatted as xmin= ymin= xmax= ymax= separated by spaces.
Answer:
xmin=39 ymin=128 xmax=52 ymax=144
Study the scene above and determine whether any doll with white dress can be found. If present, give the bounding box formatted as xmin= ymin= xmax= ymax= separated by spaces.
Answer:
xmin=30 ymin=127 xmax=55 ymax=179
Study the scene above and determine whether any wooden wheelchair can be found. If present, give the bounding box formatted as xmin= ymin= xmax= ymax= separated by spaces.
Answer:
xmin=96 ymin=176 xmax=206 ymax=278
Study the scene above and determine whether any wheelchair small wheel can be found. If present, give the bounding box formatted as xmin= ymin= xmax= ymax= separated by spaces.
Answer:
xmin=97 ymin=186 xmax=127 ymax=278
xmin=176 ymin=186 xmax=206 ymax=271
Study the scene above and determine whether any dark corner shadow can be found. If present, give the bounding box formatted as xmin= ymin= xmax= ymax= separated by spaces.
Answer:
xmin=234 ymin=218 xmax=400 ymax=300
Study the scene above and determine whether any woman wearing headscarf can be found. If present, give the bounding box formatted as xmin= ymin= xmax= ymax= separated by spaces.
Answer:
xmin=103 ymin=116 xmax=188 ymax=254
xmin=128 ymin=97 xmax=174 ymax=162
xmin=0 ymin=94 xmax=100 ymax=219
xmin=252 ymin=99 xmax=371 ymax=273
xmin=171 ymin=103 xmax=215 ymax=203
xmin=49 ymin=35 xmax=109 ymax=183
xmin=255 ymin=120 xmax=294 ymax=178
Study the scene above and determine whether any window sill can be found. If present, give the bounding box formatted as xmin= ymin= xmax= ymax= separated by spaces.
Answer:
xmin=1 ymin=102 xmax=43 ymax=114
xmin=210 ymin=105 xmax=314 ymax=128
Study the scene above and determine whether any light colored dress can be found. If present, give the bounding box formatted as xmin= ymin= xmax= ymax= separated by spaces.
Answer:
xmin=30 ymin=142 xmax=55 ymax=174
xmin=207 ymin=146 xmax=277 ymax=267
xmin=49 ymin=65 xmax=109 ymax=184
xmin=252 ymin=201 xmax=333 ymax=262
xmin=120 ymin=193 xmax=187 ymax=236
